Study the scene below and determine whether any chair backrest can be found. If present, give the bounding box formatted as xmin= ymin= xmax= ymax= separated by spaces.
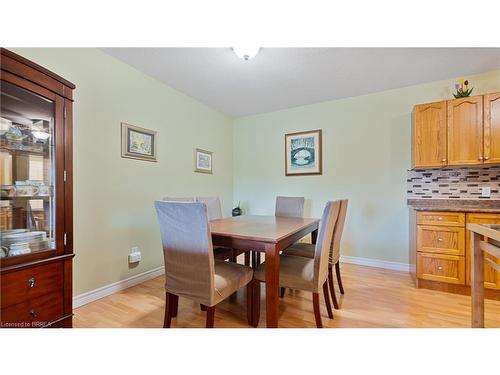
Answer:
xmin=330 ymin=199 xmax=348 ymax=264
xmin=313 ymin=200 xmax=341 ymax=291
xmin=275 ymin=196 xmax=305 ymax=218
xmin=154 ymin=201 xmax=215 ymax=306
xmin=196 ymin=196 xmax=223 ymax=220
xmin=162 ymin=196 xmax=195 ymax=202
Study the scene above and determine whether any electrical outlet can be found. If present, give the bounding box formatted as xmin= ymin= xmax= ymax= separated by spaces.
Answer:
xmin=129 ymin=246 xmax=141 ymax=263
xmin=481 ymin=187 xmax=491 ymax=198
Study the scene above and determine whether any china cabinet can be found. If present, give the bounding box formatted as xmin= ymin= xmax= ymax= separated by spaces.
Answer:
xmin=0 ymin=48 xmax=74 ymax=328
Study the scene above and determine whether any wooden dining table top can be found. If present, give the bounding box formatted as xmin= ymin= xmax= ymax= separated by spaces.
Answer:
xmin=210 ymin=215 xmax=320 ymax=243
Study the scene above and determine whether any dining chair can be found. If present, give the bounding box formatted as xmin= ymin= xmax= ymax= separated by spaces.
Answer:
xmin=154 ymin=201 xmax=254 ymax=328
xmin=275 ymin=196 xmax=305 ymax=218
xmin=251 ymin=196 xmax=306 ymax=269
xmin=195 ymin=196 xmax=249 ymax=265
xmin=252 ymin=200 xmax=340 ymax=328
xmin=196 ymin=196 xmax=223 ymax=220
xmin=162 ymin=196 xmax=195 ymax=202
xmin=283 ymin=199 xmax=348 ymax=309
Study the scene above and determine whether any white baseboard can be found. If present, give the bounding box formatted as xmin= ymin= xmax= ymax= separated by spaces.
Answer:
xmin=73 ymin=256 xmax=409 ymax=308
xmin=73 ymin=266 xmax=165 ymax=308
xmin=340 ymin=255 xmax=410 ymax=272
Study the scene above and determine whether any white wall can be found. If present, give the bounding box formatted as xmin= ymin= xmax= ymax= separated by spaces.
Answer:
xmin=11 ymin=48 xmax=500 ymax=294
xmin=233 ymin=69 xmax=500 ymax=264
xmin=13 ymin=48 xmax=234 ymax=295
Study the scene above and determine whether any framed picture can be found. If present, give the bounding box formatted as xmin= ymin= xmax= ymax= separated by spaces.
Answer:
xmin=194 ymin=148 xmax=213 ymax=174
xmin=285 ymin=129 xmax=322 ymax=176
xmin=121 ymin=123 xmax=157 ymax=162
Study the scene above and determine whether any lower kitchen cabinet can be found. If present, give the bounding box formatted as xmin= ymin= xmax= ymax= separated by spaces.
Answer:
xmin=411 ymin=209 xmax=500 ymax=296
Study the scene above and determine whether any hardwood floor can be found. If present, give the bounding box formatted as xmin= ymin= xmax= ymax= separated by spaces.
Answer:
xmin=73 ymin=262 xmax=500 ymax=328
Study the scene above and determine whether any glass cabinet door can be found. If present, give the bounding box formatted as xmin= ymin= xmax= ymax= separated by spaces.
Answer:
xmin=1 ymin=80 xmax=57 ymax=259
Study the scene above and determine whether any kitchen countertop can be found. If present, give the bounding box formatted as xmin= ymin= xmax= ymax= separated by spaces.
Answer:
xmin=407 ymin=199 xmax=500 ymax=213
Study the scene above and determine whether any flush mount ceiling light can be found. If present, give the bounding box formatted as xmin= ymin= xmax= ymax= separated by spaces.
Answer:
xmin=232 ymin=47 xmax=260 ymax=61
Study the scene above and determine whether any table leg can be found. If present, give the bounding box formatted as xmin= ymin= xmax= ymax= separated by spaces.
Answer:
xmin=265 ymin=243 xmax=280 ymax=328
xmin=471 ymin=232 xmax=484 ymax=328
xmin=311 ymin=228 xmax=318 ymax=245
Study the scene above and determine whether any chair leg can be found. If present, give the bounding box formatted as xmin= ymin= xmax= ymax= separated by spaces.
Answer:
xmin=244 ymin=252 xmax=250 ymax=266
xmin=200 ymin=304 xmax=207 ymax=311
xmin=312 ymin=292 xmax=323 ymax=328
xmin=253 ymin=251 xmax=260 ymax=269
xmin=335 ymin=261 xmax=345 ymax=294
xmin=246 ymin=282 xmax=253 ymax=326
xmin=322 ymin=281 xmax=333 ymax=319
xmin=206 ymin=306 xmax=215 ymax=328
xmin=171 ymin=294 xmax=179 ymax=317
xmin=328 ymin=265 xmax=339 ymax=309
xmin=252 ymin=280 xmax=260 ymax=327
xmin=164 ymin=292 xmax=174 ymax=328
xmin=280 ymin=287 xmax=286 ymax=298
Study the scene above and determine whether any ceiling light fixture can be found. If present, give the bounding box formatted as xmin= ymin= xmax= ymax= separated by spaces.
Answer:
xmin=232 ymin=47 xmax=260 ymax=61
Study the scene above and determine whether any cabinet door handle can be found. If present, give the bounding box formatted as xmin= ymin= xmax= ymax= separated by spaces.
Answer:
xmin=441 ymin=158 xmax=447 ymax=163
xmin=437 ymin=217 xmax=443 ymax=221
xmin=28 ymin=277 xmax=36 ymax=288
xmin=479 ymin=156 xmax=484 ymax=160
xmin=484 ymin=156 xmax=489 ymax=160
xmin=438 ymin=238 xmax=443 ymax=242
xmin=29 ymin=309 xmax=37 ymax=318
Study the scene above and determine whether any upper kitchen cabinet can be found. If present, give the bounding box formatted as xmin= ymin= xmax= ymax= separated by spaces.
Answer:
xmin=411 ymin=93 xmax=500 ymax=169
xmin=447 ymin=95 xmax=483 ymax=166
xmin=412 ymin=101 xmax=447 ymax=168
xmin=484 ymin=92 xmax=500 ymax=164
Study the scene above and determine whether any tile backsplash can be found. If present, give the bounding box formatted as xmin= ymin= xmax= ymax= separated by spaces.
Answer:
xmin=407 ymin=165 xmax=500 ymax=200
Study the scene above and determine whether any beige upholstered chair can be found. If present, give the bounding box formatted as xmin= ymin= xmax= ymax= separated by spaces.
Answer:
xmin=252 ymin=200 xmax=341 ymax=328
xmin=162 ymin=196 xmax=195 ymax=202
xmin=154 ymin=201 xmax=254 ymax=328
xmin=283 ymin=199 xmax=348 ymax=309
xmin=196 ymin=196 xmax=223 ymax=220
xmin=252 ymin=196 xmax=305 ymax=269
xmin=275 ymin=196 xmax=305 ymax=218
xmin=195 ymin=196 xmax=247 ymax=264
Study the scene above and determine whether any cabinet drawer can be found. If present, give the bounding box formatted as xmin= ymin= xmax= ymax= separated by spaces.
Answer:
xmin=0 ymin=291 xmax=63 ymax=328
xmin=417 ymin=211 xmax=465 ymax=227
xmin=417 ymin=225 xmax=465 ymax=256
xmin=417 ymin=253 xmax=465 ymax=284
xmin=1 ymin=262 xmax=63 ymax=309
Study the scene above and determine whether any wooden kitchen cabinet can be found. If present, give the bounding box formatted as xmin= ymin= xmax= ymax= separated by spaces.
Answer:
xmin=417 ymin=252 xmax=465 ymax=284
xmin=484 ymin=92 xmax=500 ymax=164
xmin=417 ymin=225 xmax=465 ymax=256
xmin=412 ymin=101 xmax=447 ymax=168
xmin=411 ymin=92 xmax=500 ymax=169
xmin=412 ymin=209 xmax=500 ymax=296
xmin=447 ymin=95 xmax=484 ymax=166
xmin=466 ymin=213 xmax=500 ymax=290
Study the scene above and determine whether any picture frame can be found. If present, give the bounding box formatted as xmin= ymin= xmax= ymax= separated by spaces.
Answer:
xmin=285 ymin=129 xmax=322 ymax=176
xmin=194 ymin=148 xmax=213 ymax=174
xmin=121 ymin=122 xmax=157 ymax=162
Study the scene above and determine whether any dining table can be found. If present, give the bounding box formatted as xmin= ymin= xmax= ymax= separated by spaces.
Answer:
xmin=468 ymin=223 xmax=500 ymax=328
xmin=210 ymin=215 xmax=319 ymax=328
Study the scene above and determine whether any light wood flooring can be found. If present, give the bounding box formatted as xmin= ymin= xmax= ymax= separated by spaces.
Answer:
xmin=73 ymin=263 xmax=500 ymax=328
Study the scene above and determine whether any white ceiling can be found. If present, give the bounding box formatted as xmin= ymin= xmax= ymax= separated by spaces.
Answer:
xmin=102 ymin=48 xmax=500 ymax=117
